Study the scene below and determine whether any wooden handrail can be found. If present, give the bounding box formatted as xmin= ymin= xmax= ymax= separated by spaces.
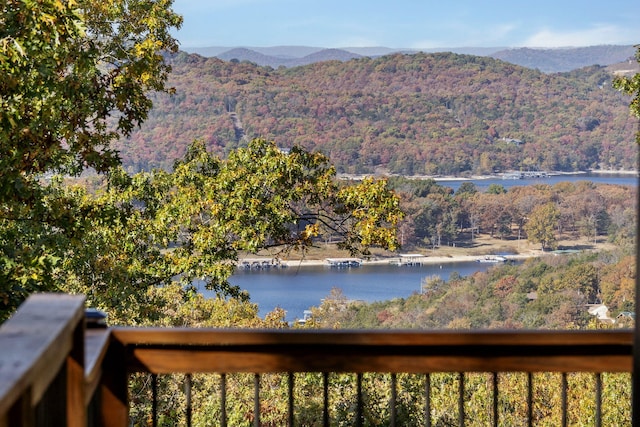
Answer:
xmin=112 ymin=328 xmax=633 ymax=375
xmin=84 ymin=329 xmax=111 ymax=406
xmin=0 ymin=293 xmax=86 ymax=427
xmin=0 ymin=295 xmax=634 ymax=427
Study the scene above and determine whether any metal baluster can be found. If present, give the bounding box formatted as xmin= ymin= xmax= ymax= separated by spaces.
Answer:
xmin=254 ymin=374 xmax=260 ymax=427
xmin=220 ymin=373 xmax=227 ymax=427
xmin=185 ymin=374 xmax=192 ymax=427
xmin=561 ymin=373 xmax=568 ymax=427
xmin=425 ymin=373 xmax=431 ymax=427
xmin=458 ymin=373 xmax=465 ymax=427
xmin=390 ymin=373 xmax=397 ymax=427
xmin=527 ymin=373 xmax=533 ymax=427
xmin=595 ymin=373 xmax=602 ymax=427
xmin=151 ymin=374 xmax=158 ymax=427
xmin=288 ymin=373 xmax=295 ymax=427
xmin=323 ymin=372 xmax=330 ymax=427
xmin=356 ymin=373 xmax=363 ymax=427
xmin=492 ymin=373 xmax=499 ymax=427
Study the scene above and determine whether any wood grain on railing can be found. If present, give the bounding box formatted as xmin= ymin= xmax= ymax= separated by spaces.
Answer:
xmin=0 ymin=294 xmax=86 ymax=427
xmin=112 ymin=328 xmax=633 ymax=375
xmin=85 ymin=329 xmax=111 ymax=405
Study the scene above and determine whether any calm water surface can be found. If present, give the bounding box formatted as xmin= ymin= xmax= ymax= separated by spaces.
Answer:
xmin=199 ymin=261 xmax=507 ymax=321
xmin=438 ymin=173 xmax=637 ymax=192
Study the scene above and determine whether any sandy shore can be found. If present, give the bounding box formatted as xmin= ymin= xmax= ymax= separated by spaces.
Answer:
xmin=240 ymin=252 xmax=540 ymax=268
xmin=588 ymin=169 xmax=638 ymax=176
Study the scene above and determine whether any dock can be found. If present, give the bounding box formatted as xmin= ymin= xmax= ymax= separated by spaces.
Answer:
xmin=325 ymin=258 xmax=362 ymax=268
xmin=390 ymin=253 xmax=426 ymax=266
xmin=239 ymin=259 xmax=287 ymax=270
xmin=502 ymin=171 xmax=549 ymax=179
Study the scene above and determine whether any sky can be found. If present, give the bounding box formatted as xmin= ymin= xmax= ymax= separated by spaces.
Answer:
xmin=172 ymin=0 xmax=640 ymax=49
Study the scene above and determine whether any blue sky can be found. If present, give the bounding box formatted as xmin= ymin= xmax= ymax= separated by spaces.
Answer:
xmin=172 ymin=0 xmax=640 ymax=49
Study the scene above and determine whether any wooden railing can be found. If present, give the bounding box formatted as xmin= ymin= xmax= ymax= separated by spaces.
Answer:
xmin=0 ymin=294 xmax=635 ymax=426
xmin=0 ymin=294 xmax=86 ymax=427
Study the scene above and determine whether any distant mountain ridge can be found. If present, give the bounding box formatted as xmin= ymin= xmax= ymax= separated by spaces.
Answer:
xmin=185 ymin=44 xmax=636 ymax=73
xmin=491 ymin=45 xmax=637 ymax=73
xmin=216 ymin=47 xmax=363 ymax=68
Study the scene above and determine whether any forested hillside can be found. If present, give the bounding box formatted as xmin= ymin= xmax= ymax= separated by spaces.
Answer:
xmin=491 ymin=45 xmax=637 ymax=73
xmin=307 ymin=248 xmax=635 ymax=330
xmin=116 ymin=51 xmax=637 ymax=175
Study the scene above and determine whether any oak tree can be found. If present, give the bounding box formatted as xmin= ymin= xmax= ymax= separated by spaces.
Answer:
xmin=524 ymin=202 xmax=560 ymax=251
xmin=1 ymin=0 xmax=180 ymax=319
xmin=61 ymin=139 xmax=403 ymax=323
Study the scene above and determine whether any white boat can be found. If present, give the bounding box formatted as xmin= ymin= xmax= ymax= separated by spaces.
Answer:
xmin=477 ymin=255 xmax=507 ymax=263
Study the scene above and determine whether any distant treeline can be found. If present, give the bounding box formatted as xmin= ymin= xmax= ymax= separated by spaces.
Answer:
xmin=387 ymin=177 xmax=635 ymax=250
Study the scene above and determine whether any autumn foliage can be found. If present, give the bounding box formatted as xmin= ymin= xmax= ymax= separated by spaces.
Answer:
xmin=117 ymin=52 xmax=637 ymax=175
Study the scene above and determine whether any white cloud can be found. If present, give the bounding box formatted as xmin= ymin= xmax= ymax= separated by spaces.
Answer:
xmin=522 ymin=25 xmax=640 ymax=47
xmin=409 ymin=21 xmax=520 ymax=49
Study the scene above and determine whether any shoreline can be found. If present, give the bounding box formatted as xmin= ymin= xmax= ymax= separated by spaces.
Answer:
xmin=241 ymin=252 xmax=541 ymax=269
xmin=587 ymin=169 xmax=638 ymax=176
xmin=340 ymin=169 xmax=638 ymax=182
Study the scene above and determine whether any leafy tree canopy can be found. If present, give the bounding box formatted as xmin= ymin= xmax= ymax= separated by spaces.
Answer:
xmin=614 ymin=45 xmax=640 ymax=143
xmin=1 ymin=139 xmax=402 ymax=323
xmin=524 ymin=202 xmax=560 ymax=251
xmin=0 ymin=0 xmax=181 ymax=319
xmin=1 ymin=0 xmax=182 ymax=189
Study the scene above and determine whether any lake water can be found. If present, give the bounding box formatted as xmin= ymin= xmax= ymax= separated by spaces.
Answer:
xmin=437 ymin=173 xmax=637 ymax=192
xmin=199 ymin=261 xmax=508 ymax=321
xmin=198 ymin=174 xmax=636 ymax=322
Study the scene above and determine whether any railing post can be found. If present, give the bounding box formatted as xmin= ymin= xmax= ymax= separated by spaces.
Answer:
xmin=184 ymin=374 xmax=192 ymax=427
xmin=425 ymin=373 xmax=431 ymax=427
xmin=527 ymin=373 xmax=533 ymax=427
xmin=220 ymin=373 xmax=227 ymax=427
xmin=634 ymin=157 xmax=640 ymax=426
xmin=67 ymin=318 xmax=86 ymax=427
xmin=287 ymin=373 xmax=294 ymax=427
xmin=253 ymin=374 xmax=260 ymax=427
xmin=6 ymin=391 xmax=33 ymax=427
xmin=458 ymin=372 xmax=465 ymax=427
xmin=322 ymin=372 xmax=329 ymax=427
xmin=151 ymin=374 xmax=158 ymax=427
xmin=97 ymin=336 xmax=129 ymax=427
xmin=492 ymin=373 xmax=498 ymax=427
xmin=356 ymin=373 xmax=363 ymax=427
xmin=390 ymin=373 xmax=397 ymax=427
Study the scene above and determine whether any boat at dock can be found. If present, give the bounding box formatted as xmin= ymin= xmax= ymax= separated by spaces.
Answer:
xmin=389 ymin=254 xmax=426 ymax=266
xmin=240 ymin=259 xmax=287 ymax=270
xmin=477 ymin=255 xmax=507 ymax=263
xmin=501 ymin=171 xmax=549 ymax=179
xmin=325 ymin=258 xmax=362 ymax=268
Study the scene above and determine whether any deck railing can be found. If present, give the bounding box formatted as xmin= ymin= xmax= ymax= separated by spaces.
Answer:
xmin=0 ymin=294 xmax=634 ymax=426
